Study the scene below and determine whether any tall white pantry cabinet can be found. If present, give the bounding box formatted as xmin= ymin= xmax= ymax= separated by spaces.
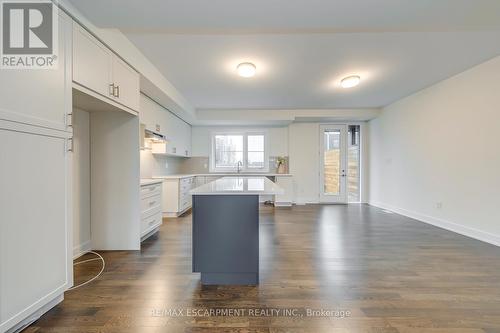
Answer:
xmin=0 ymin=12 xmax=74 ymax=333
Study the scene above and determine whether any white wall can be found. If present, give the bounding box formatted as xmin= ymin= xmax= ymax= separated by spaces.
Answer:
xmin=289 ymin=122 xmax=370 ymax=204
xmin=369 ymin=55 xmax=500 ymax=245
xmin=72 ymin=108 xmax=91 ymax=258
xmin=90 ymin=110 xmax=141 ymax=250
xmin=288 ymin=123 xmax=320 ymax=203
xmin=191 ymin=126 xmax=289 ymax=157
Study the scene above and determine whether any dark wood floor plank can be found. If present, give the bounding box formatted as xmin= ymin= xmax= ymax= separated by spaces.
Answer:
xmin=25 ymin=204 xmax=500 ymax=333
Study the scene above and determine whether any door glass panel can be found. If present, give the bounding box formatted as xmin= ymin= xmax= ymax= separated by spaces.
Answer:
xmin=348 ymin=125 xmax=361 ymax=202
xmin=323 ymin=130 xmax=341 ymax=195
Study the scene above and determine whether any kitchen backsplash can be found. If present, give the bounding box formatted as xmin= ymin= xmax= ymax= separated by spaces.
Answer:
xmin=141 ymin=152 xmax=290 ymax=178
xmin=180 ymin=156 xmax=209 ymax=173
xmin=140 ymin=150 xmax=184 ymax=178
xmin=179 ymin=156 xmax=289 ymax=174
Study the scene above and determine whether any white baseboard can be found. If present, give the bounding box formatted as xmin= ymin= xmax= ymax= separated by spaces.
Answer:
xmin=369 ymin=201 xmax=500 ymax=247
xmin=274 ymin=202 xmax=293 ymax=207
xmin=295 ymin=198 xmax=319 ymax=205
xmin=73 ymin=240 xmax=91 ymax=259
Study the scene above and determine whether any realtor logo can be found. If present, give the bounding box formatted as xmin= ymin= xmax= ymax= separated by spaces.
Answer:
xmin=1 ymin=0 xmax=58 ymax=69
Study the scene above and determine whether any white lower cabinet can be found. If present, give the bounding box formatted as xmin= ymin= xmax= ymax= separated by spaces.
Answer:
xmin=161 ymin=177 xmax=196 ymax=217
xmin=140 ymin=182 xmax=163 ymax=241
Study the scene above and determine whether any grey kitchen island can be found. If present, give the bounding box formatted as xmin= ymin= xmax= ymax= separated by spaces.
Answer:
xmin=190 ymin=177 xmax=284 ymax=285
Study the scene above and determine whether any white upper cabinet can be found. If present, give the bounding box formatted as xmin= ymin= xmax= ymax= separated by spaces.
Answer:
xmin=0 ymin=11 xmax=72 ymax=132
xmin=178 ymin=119 xmax=192 ymax=157
xmin=163 ymin=108 xmax=191 ymax=157
xmin=72 ymin=23 xmax=139 ymax=112
xmin=112 ymin=57 xmax=140 ymax=112
xmin=73 ymin=24 xmax=113 ymax=99
xmin=140 ymin=94 xmax=191 ymax=157
xmin=140 ymin=93 xmax=165 ymax=135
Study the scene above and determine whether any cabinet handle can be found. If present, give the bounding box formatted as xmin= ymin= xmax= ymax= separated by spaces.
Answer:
xmin=67 ymin=138 xmax=74 ymax=152
xmin=109 ymin=83 xmax=115 ymax=96
xmin=149 ymin=201 xmax=156 ymax=206
xmin=66 ymin=113 xmax=73 ymax=128
xmin=113 ymin=85 xmax=120 ymax=98
xmin=149 ymin=220 xmax=155 ymax=226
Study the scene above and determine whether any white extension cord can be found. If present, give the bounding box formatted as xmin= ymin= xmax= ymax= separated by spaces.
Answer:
xmin=68 ymin=251 xmax=105 ymax=291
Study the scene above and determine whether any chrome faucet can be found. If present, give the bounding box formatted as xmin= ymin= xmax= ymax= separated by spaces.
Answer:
xmin=237 ymin=161 xmax=243 ymax=173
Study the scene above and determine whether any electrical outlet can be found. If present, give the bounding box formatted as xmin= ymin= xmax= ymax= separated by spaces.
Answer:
xmin=436 ymin=202 xmax=443 ymax=209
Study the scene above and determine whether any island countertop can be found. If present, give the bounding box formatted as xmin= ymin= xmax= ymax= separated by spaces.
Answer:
xmin=190 ymin=176 xmax=284 ymax=196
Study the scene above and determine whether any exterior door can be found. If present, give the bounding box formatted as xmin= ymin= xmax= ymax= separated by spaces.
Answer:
xmin=319 ymin=125 xmax=348 ymax=203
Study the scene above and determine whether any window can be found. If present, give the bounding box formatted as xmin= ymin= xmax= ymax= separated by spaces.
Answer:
xmin=211 ymin=132 xmax=268 ymax=172
xmin=247 ymin=135 xmax=265 ymax=169
xmin=214 ymin=135 xmax=243 ymax=169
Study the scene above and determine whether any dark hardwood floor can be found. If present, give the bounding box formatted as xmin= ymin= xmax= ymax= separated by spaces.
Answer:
xmin=26 ymin=204 xmax=500 ymax=332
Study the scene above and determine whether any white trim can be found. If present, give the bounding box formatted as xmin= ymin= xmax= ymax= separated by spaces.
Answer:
xmin=369 ymin=201 xmax=500 ymax=247
xmin=0 ymin=108 xmax=69 ymax=134
xmin=0 ymin=119 xmax=72 ymax=139
xmin=73 ymin=240 xmax=92 ymax=259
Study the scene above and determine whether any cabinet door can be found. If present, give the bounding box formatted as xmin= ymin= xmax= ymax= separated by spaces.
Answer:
xmin=177 ymin=119 xmax=192 ymax=157
xmin=0 ymin=128 xmax=72 ymax=331
xmin=139 ymin=94 xmax=165 ymax=134
xmin=73 ymin=24 xmax=113 ymax=98
xmin=0 ymin=12 xmax=72 ymax=132
xmin=112 ymin=56 xmax=140 ymax=112
xmin=164 ymin=111 xmax=179 ymax=155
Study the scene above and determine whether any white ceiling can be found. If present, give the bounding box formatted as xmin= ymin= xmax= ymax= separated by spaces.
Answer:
xmin=69 ymin=0 xmax=500 ymax=110
xmin=68 ymin=0 xmax=500 ymax=33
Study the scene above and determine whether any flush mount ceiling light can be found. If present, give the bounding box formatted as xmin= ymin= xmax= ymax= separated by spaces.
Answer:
xmin=340 ymin=75 xmax=361 ymax=88
xmin=236 ymin=62 xmax=256 ymax=78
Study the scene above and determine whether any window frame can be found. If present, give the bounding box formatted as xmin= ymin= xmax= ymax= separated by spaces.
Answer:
xmin=210 ymin=131 xmax=269 ymax=173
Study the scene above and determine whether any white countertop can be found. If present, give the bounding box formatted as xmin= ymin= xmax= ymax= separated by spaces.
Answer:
xmin=140 ymin=178 xmax=163 ymax=186
xmin=190 ymin=177 xmax=284 ymax=196
xmin=153 ymin=173 xmax=292 ymax=180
